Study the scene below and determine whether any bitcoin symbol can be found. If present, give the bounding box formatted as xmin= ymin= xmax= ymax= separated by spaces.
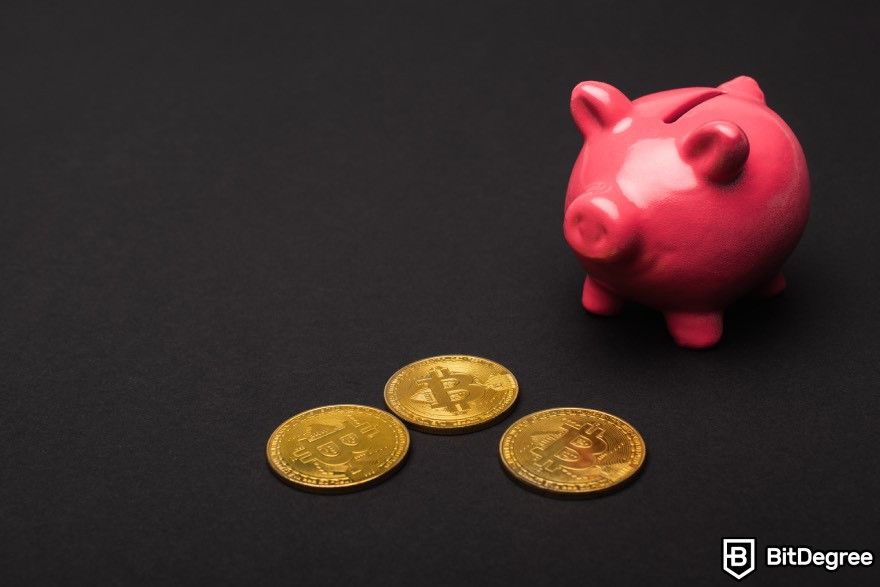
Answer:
xmin=530 ymin=419 xmax=608 ymax=472
xmin=291 ymin=418 xmax=379 ymax=478
xmin=410 ymin=366 xmax=487 ymax=413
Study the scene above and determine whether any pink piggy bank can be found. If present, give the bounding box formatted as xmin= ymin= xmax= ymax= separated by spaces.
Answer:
xmin=563 ymin=76 xmax=809 ymax=349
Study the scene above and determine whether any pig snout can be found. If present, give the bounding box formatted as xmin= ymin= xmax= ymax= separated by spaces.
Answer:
xmin=564 ymin=194 xmax=639 ymax=261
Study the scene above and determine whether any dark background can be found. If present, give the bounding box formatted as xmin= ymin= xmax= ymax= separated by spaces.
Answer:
xmin=2 ymin=1 xmax=878 ymax=585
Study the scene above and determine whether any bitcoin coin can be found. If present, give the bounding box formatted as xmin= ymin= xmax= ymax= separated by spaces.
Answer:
xmin=499 ymin=407 xmax=645 ymax=496
xmin=266 ymin=404 xmax=409 ymax=492
xmin=383 ymin=355 xmax=519 ymax=434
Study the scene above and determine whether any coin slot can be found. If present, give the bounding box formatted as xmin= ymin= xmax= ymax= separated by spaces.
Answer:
xmin=662 ymin=90 xmax=723 ymax=123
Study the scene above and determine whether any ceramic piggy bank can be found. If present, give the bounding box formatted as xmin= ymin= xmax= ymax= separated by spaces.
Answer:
xmin=563 ymin=76 xmax=809 ymax=348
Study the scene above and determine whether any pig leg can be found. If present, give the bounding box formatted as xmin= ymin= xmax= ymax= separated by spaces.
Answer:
xmin=581 ymin=276 xmax=623 ymax=315
xmin=753 ymin=273 xmax=786 ymax=298
xmin=664 ymin=311 xmax=723 ymax=349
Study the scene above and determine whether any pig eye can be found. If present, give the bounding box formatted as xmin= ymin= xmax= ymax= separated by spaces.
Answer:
xmin=663 ymin=90 xmax=722 ymax=124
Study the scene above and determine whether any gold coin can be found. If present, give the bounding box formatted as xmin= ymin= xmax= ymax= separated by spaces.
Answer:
xmin=266 ymin=404 xmax=409 ymax=493
xmin=383 ymin=355 xmax=519 ymax=434
xmin=499 ymin=407 xmax=645 ymax=496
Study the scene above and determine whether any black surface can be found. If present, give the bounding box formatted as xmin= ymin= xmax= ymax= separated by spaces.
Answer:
xmin=2 ymin=1 xmax=878 ymax=585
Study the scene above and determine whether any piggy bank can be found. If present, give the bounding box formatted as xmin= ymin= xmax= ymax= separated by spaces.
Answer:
xmin=563 ymin=76 xmax=809 ymax=348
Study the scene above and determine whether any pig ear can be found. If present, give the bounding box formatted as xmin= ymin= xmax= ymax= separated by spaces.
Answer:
xmin=678 ymin=121 xmax=750 ymax=184
xmin=718 ymin=76 xmax=765 ymax=103
xmin=570 ymin=81 xmax=632 ymax=137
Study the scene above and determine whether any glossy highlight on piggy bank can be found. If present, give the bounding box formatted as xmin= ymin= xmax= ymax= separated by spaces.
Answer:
xmin=563 ymin=76 xmax=809 ymax=349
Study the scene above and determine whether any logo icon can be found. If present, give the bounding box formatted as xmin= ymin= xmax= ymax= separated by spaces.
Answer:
xmin=723 ymin=538 xmax=756 ymax=580
xmin=530 ymin=419 xmax=609 ymax=474
xmin=292 ymin=418 xmax=379 ymax=478
xmin=410 ymin=366 xmax=487 ymax=413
